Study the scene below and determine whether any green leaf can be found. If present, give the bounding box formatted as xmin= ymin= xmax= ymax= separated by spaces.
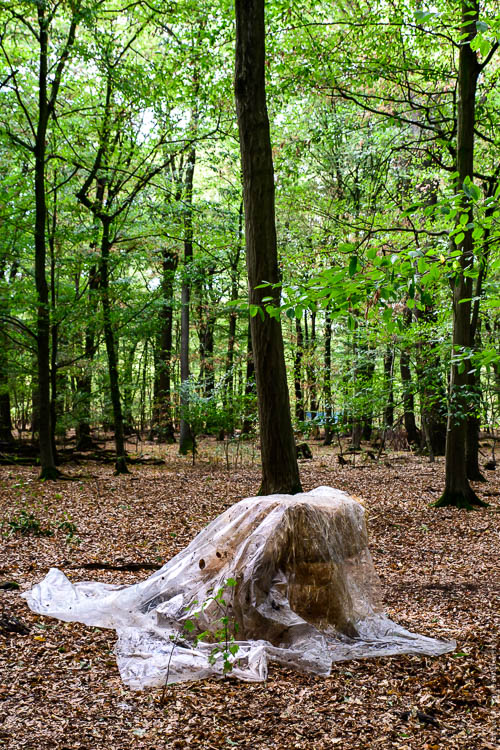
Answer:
xmin=417 ymin=257 xmax=427 ymax=274
xmin=455 ymin=232 xmax=465 ymax=245
xmin=402 ymin=202 xmax=421 ymax=215
xmin=479 ymin=37 xmax=491 ymax=57
xmin=348 ymin=255 xmax=360 ymax=277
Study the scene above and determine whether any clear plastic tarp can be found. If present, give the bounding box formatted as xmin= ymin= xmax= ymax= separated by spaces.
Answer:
xmin=24 ymin=487 xmax=455 ymax=688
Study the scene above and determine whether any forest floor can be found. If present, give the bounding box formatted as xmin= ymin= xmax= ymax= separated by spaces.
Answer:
xmin=0 ymin=438 xmax=498 ymax=750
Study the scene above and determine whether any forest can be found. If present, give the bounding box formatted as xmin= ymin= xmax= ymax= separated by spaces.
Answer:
xmin=0 ymin=1 xmax=499 ymax=748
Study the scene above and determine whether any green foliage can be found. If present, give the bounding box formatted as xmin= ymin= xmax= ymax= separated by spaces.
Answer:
xmin=161 ymin=577 xmax=240 ymax=699
xmin=0 ymin=0 xmax=498 ymax=480
xmin=7 ymin=511 xmax=53 ymax=537
xmin=185 ymin=578 xmax=240 ymax=675
xmin=5 ymin=510 xmax=79 ymax=543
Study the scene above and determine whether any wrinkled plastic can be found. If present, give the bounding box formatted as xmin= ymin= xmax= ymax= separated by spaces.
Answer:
xmin=24 ymin=487 xmax=455 ymax=688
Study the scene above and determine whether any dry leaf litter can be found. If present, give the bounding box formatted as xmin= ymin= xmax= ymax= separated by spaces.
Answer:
xmin=0 ymin=439 xmax=498 ymax=749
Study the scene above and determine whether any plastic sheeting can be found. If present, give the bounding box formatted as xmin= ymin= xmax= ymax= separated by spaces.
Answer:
xmin=24 ymin=487 xmax=455 ymax=688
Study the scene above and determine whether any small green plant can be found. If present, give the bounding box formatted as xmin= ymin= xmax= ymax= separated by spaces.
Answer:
xmin=160 ymin=578 xmax=240 ymax=705
xmin=7 ymin=511 xmax=53 ymax=537
xmin=56 ymin=515 xmax=80 ymax=544
xmin=5 ymin=510 xmax=79 ymax=544
xmin=186 ymin=577 xmax=240 ymax=674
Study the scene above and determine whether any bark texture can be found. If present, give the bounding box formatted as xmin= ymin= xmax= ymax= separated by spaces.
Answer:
xmin=436 ymin=0 xmax=486 ymax=508
xmin=235 ymin=0 xmax=301 ymax=495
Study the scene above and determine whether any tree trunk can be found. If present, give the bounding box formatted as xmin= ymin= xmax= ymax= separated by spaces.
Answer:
xmin=465 ymin=376 xmax=484 ymax=482
xmin=0 ymin=357 xmax=13 ymax=444
xmin=48 ymin=218 xmax=59 ymax=462
xmin=307 ymin=311 xmax=318 ymax=422
xmin=155 ymin=249 xmax=177 ymax=443
xmin=223 ymin=200 xmax=243 ymax=436
xmin=122 ymin=342 xmax=137 ymax=435
xmin=323 ymin=305 xmax=334 ymax=445
xmin=179 ymin=147 xmax=196 ymax=456
xmin=197 ymin=278 xmax=216 ymax=399
xmin=235 ymin=0 xmax=301 ymax=495
xmin=352 ymin=332 xmax=374 ymax=447
xmin=399 ymin=337 xmax=420 ymax=446
xmin=435 ymin=0 xmax=486 ymax=508
xmin=76 ymin=264 xmax=99 ymax=450
xmin=100 ymin=222 xmax=128 ymax=474
xmin=241 ymin=317 xmax=256 ymax=435
xmin=34 ymin=10 xmax=59 ymax=479
xmin=383 ymin=346 xmax=394 ymax=428
xmin=294 ymin=316 xmax=305 ymax=423
xmin=415 ymin=307 xmax=447 ymax=455
xmin=0 ymin=265 xmax=14 ymax=445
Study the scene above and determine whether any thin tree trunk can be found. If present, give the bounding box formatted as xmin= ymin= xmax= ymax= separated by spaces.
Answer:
xmin=383 ymin=346 xmax=394 ymax=428
xmin=223 ymin=200 xmax=243 ymax=435
xmin=294 ymin=316 xmax=305 ymax=422
xmin=48 ymin=210 xmax=59 ymax=462
xmin=179 ymin=147 xmax=196 ymax=455
xmin=76 ymin=264 xmax=99 ymax=449
xmin=323 ymin=305 xmax=333 ymax=445
xmin=0 ymin=263 xmax=14 ymax=444
xmin=122 ymin=342 xmax=137 ymax=435
xmin=465 ymin=322 xmax=485 ymax=481
xmin=307 ymin=311 xmax=318 ymax=424
xmin=400 ymin=343 xmax=420 ymax=446
xmin=241 ymin=317 xmax=255 ymax=435
xmin=235 ymin=0 xmax=301 ymax=495
xmin=436 ymin=0 xmax=485 ymax=508
xmin=34 ymin=9 xmax=58 ymax=479
xmin=100 ymin=221 xmax=128 ymax=474
xmin=0 ymin=354 xmax=13 ymax=444
xmin=415 ymin=306 xmax=447 ymax=455
xmin=155 ymin=249 xmax=177 ymax=442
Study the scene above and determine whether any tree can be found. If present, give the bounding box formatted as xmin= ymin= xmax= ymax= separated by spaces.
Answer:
xmin=435 ymin=0 xmax=491 ymax=508
xmin=0 ymin=1 xmax=88 ymax=477
xmin=234 ymin=0 xmax=301 ymax=495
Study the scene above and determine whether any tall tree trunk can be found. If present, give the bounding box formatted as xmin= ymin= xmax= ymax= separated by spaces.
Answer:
xmin=415 ymin=306 xmax=447 ymax=455
xmin=179 ymin=147 xmax=196 ymax=456
xmin=241 ymin=317 xmax=256 ymax=435
xmin=100 ymin=221 xmax=128 ymax=474
xmin=122 ymin=342 xmax=137 ymax=435
xmin=197 ymin=277 xmax=216 ymax=400
xmin=48 ymin=213 xmax=59 ymax=462
xmin=399 ymin=322 xmax=420 ymax=445
xmin=155 ymin=249 xmax=177 ymax=442
xmin=34 ymin=9 xmax=59 ymax=479
xmin=323 ymin=305 xmax=334 ymax=445
xmin=464 ymin=204 xmax=493 ymax=481
xmin=0 ymin=347 xmax=13 ymax=444
xmin=383 ymin=346 xmax=394 ymax=428
xmin=466 ymin=291 xmax=484 ymax=481
xmin=0 ymin=263 xmax=14 ymax=444
xmin=294 ymin=316 xmax=305 ymax=423
xmin=223 ymin=200 xmax=243 ymax=435
xmin=76 ymin=264 xmax=99 ymax=450
xmin=235 ymin=0 xmax=301 ymax=495
xmin=307 ymin=311 xmax=318 ymax=420
xmin=436 ymin=0 xmax=486 ymax=508
xmin=351 ymin=331 xmax=374 ymax=448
